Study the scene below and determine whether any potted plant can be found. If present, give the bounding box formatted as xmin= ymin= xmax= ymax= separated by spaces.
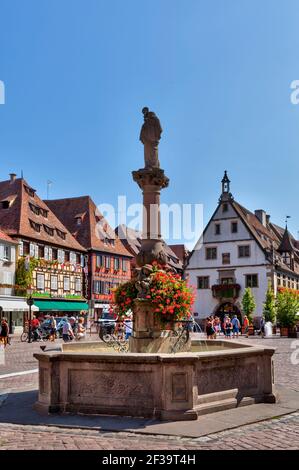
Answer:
xmin=242 ymin=287 xmax=256 ymax=335
xmin=276 ymin=290 xmax=299 ymax=338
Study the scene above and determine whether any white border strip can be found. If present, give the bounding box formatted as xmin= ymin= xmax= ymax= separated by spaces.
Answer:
xmin=0 ymin=369 xmax=38 ymax=379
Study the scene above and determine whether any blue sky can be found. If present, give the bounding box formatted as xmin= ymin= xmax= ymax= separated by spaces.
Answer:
xmin=1 ymin=0 xmax=299 ymax=246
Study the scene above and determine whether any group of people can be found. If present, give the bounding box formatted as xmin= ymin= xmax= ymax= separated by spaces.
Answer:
xmin=30 ymin=314 xmax=86 ymax=342
xmin=205 ymin=314 xmax=250 ymax=339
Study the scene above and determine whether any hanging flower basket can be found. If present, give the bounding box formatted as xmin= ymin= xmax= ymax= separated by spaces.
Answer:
xmin=112 ymin=263 xmax=195 ymax=322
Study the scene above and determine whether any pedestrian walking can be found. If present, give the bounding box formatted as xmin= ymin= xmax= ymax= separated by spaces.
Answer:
xmin=232 ymin=314 xmax=241 ymax=338
xmin=224 ymin=316 xmax=233 ymax=338
xmin=49 ymin=315 xmax=57 ymax=342
xmin=62 ymin=318 xmax=75 ymax=342
xmin=206 ymin=317 xmax=215 ymax=340
xmin=243 ymin=315 xmax=249 ymax=337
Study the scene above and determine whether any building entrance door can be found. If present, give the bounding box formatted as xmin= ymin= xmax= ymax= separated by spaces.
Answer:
xmin=215 ymin=302 xmax=242 ymax=323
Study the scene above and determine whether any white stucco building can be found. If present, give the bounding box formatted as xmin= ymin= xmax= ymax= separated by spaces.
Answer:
xmin=186 ymin=172 xmax=299 ymax=326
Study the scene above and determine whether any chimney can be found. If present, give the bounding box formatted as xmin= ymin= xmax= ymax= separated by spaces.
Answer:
xmin=266 ymin=214 xmax=270 ymax=225
xmin=255 ymin=209 xmax=267 ymax=227
xmin=9 ymin=173 xmax=17 ymax=182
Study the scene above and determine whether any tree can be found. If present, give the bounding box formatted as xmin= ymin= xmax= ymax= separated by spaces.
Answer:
xmin=276 ymin=290 xmax=299 ymax=328
xmin=263 ymin=283 xmax=276 ymax=323
xmin=242 ymin=288 xmax=256 ymax=324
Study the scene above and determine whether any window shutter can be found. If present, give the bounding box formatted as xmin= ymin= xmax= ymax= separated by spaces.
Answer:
xmin=48 ymin=247 xmax=52 ymax=261
xmin=80 ymin=254 xmax=84 ymax=267
xmin=0 ymin=244 xmax=4 ymax=260
xmin=10 ymin=246 xmax=15 ymax=262
xmin=37 ymin=274 xmax=44 ymax=290
xmin=19 ymin=241 xmax=23 ymax=256
xmin=30 ymin=243 xmax=35 ymax=257
xmin=34 ymin=245 xmax=39 ymax=259
xmin=44 ymin=246 xmax=49 ymax=260
xmin=58 ymin=249 xmax=64 ymax=263
xmin=70 ymin=252 xmax=76 ymax=265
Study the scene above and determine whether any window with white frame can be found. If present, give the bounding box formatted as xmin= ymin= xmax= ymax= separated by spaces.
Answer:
xmin=63 ymin=276 xmax=70 ymax=291
xmin=3 ymin=245 xmax=10 ymax=261
xmin=37 ymin=273 xmax=45 ymax=290
xmin=105 ymin=256 xmax=111 ymax=269
xmin=51 ymin=275 xmax=58 ymax=291
xmin=57 ymin=249 xmax=65 ymax=263
xmin=122 ymin=259 xmax=127 ymax=272
xmin=206 ymin=247 xmax=217 ymax=260
xmin=245 ymin=274 xmax=258 ymax=288
xmin=238 ymin=245 xmax=250 ymax=258
xmin=75 ymin=277 xmax=81 ymax=292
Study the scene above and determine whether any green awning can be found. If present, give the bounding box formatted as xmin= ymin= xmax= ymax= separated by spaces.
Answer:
xmin=33 ymin=300 xmax=89 ymax=312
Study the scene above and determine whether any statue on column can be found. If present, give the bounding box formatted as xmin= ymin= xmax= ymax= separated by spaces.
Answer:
xmin=139 ymin=107 xmax=162 ymax=169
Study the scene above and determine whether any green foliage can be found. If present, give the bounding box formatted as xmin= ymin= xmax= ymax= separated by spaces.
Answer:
xmin=15 ymin=257 xmax=38 ymax=296
xmin=241 ymin=287 xmax=256 ymax=323
xmin=276 ymin=290 xmax=299 ymax=328
xmin=263 ymin=283 xmax=276 ymax=323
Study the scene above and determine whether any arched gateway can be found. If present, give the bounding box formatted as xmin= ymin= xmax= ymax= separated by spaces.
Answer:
xmin=214 ymin=302 xmax=242 ymax=323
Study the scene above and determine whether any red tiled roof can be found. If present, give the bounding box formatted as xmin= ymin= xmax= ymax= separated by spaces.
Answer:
xmin=0 ymin=229 xmax=18 ymax=244
xmin=168 ymin=244 xmax=189 ymax=264
xmin=231 ymin=200 xmax=299 ymax=275
xmin=0 ymin=178 xmax=85 ymax=251
xmin=45 ymin=197 xmax=133 ymax=258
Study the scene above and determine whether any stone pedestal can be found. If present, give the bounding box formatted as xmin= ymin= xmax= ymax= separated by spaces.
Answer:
xmin=132 ymin=167 xmax=169 ymax=267
xmin=129 ymin=299 xmax=161 ymax=353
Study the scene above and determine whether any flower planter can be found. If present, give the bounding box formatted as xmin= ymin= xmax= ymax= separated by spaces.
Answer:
xmin=287 ymin=327 xmax=297 ymax=338
xmin=280 ymin=327 xmax=289 ymax=337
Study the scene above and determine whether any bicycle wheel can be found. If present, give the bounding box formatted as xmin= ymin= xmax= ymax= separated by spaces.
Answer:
xmin=102 ymin=333 xmax=112 ymax=343
xmin=20 ymin=331 xmax=28 ymax=342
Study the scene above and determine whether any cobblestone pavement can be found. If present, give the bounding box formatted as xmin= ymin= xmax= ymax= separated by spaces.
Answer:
xmin=0 ymin=413 xmax=298 ymax=450
xmin=0 ymin=334 xmax=298 ymax=450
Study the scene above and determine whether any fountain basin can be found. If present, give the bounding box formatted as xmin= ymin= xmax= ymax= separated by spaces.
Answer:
xmin=34 ymin=340 xmax=276 ymax=421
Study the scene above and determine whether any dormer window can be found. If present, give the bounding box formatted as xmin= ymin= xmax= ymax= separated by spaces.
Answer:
xmin=76 ymin=217 xmax=82 ymax=226
xmin=43 ymin=224 xmax=54 ymax=236
xmin=29 ymin=202 xmax=48 ymax=218
xmin=56 ymin=228 xmax=66 ymax=240
xmin=29 ymin=219 xmax=41 ymax=232
xmin=0 ymin=200 xmax=10 ymax=209
xmin=24 ymin=185 xmax=36 ymax=197
xmin=40 ymin=208 xmax=48 ymax=218
xmin=29 ymin=202 xmax=40 ymax=215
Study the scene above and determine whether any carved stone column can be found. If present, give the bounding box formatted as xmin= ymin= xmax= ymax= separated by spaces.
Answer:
xmin=132 ymin=167 xmax=169 ymax=267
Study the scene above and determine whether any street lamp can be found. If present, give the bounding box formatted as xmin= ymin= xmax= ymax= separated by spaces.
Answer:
xmin=27 ymin=289 xmax=34 ymax=343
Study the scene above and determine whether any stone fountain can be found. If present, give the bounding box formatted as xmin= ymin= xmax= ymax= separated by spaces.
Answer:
xmin=34 ymin=109 xmax=276 ymax=420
